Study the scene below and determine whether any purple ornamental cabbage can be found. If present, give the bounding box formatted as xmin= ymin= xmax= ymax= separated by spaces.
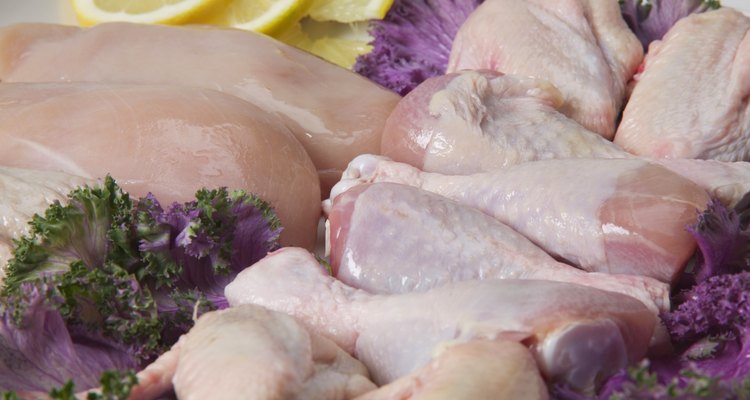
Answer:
xmin=682 ymin=195 xmax=750 ymax=285
xmin=0 ymin=283 xmax=136 ymax=393
xmin=134 ymin=189 xmax=281 ymax=343
xmin=554 ymin=197 xmax=750 ymax=399
xmin=620 ymin=0 xmax=721 ymax=49
xmin=0 ymin=178 xmax=282 ymax=393
xmin=353 ymin=0 xmax=483 ymax=96
xmin=663 ymin=271 xmax=750 ymax=380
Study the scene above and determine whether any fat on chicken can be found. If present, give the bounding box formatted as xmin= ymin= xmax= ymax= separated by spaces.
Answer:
xmin=329 ymin=156 xmax=709 ymax=283
xmin=0 ymin=22 xmax=401 ymax=196
xmin=355 ymin=340 xmax=549 ymax=400
xmin=119 ymin=304 xmax=376 ymax=400
xmin=328 ymin=182 xmax=669 ymax=313
xmin=447 ymin=0 xmax=643 ymax=138
xmin=225 ymin=247 xmax=656 ymax=392
xmin=382 ymin=69 xmax=750 ymax=207
xmin=614 ymin=9 xmax=750 ymax=161
xmin=0 ymin=83 xmax=321 ymax=249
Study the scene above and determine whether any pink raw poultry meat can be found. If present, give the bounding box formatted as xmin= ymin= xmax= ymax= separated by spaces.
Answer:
xmin=447 ymin=0 xmax=643 ymax=138
xmin=119 ymin=305 xmax=375 ymax=400
xmin=329 ymin=156 xmax=709 ymax=283
xmin=0 ymin=22 xmax=401 ymax=196
xmin=0 ymin=83 xmax=321 ymax=249
xmin=381 ymin=70 xmax=624 ymax=173
xmin=327 ymin=182 xmax=669 ymax=313
xmin=381 ymin=69 xmax=750 ymax=207
xmin=356 ymin=340 xmax=548 ymax=400
xmin=615 ymin=9 xmax=750 ymax=161
xmin=225 ymin=247 xmax=656 ymax=392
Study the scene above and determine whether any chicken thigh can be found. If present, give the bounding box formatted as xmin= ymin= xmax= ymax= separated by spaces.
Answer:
xmin=226 ymin=247 xmax=656 ymax=391
xmin=328 ymin=182 xmax=669 ymax=313
xmin=447 ymin=0 xmax=643 ymax=138
xmin=355 ymin=340 xmax=548 ymax=400
xmin=124 ymin=304 xmax=376 ymax=400
xmin=329 ymin=156 xmax=709 ymax=283
xmin=615 ymin=9 xmax=750 ymax=161
xmin=382 ymin=69 xmax=750 ymax=207
xmin=0 ymin=83 xmax=321 ymax=249
xmin=382 ymin=70 xmax=624 ymax=174
xmin=0 ymin=22 xmax=401 ymax=195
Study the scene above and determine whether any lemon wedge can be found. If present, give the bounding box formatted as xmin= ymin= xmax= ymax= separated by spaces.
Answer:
xmin=308 ymin=0 xmax=393 ymax=23
xmin=279 ymin=19 xmax=372 ymax=68
xmin=71 ymin=0 xmax=226 ymax=26
xmin=210 ymin=0 xmax=311 ymax=36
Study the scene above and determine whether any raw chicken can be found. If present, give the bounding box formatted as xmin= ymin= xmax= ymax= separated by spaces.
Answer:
xmin=0 ymin=22 xmax=401 ymax=195
xmin=447 ymin=0 xmax=643 ymax=138
xmin=122 ymin=304 xmax=376 ymax=400
xmin=656 ymin=159 xmax=750 ymax=207
xmin=329 ymin=156 xmax=709 ymax=283
xmin=328 ymin=182 xmax=669 ymax=313
xmin=226 ymin=248 xmax=656 ymax=391
xmin=381 ymin=70 xmax=624 ymax=174
xmin=615 ymin=9 xmax=750 ymax=161
xmin=0 ymin=83 xmax=321 ymax=249
xmin=355 ymin=340 xmax=548 ymax=400
xmin=0 ymin=167 xmax=95 ymax=278
xmin=382 ymin=69 xmax=750 ymax=207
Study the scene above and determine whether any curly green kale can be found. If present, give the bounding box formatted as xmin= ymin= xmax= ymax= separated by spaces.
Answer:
xmin=0 ymin=177 xmax=281 ymax=393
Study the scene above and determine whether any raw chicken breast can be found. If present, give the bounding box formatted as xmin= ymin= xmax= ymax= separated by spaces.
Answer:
xmin=226 ymin=248 xmax=656 ymax=391
xmin=447 ymin=0 xmax=643 ymax=138
xmin=382 ymin=69 xmax=750 ymax=207
xmin=356 ymin=340 xmax=548 ymax=400
xmin=123 ymin=304 xmax=376 ymax=400
xmin=330 ymin=156 xmax=709 ymax=283
xmin=0 ymin=83 xmax=320 ymax=249
xmin=0 ymin=22 xmax=401 ymax=195
xmin=328 ymin=182 xmax=669 ymax=313
xmin=615 ymin=9 xmax=750 ymax=161
xmin=0 ymin=167 xmax=95 ymax=278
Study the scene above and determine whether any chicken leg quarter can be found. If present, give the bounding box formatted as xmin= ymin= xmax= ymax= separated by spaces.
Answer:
xmin=328 ymin=182 xmax=669 ymax=313
xmin=225 ymin=247 xmax=656 ymax=391
xmin=329 ymin=156 xmax=709 ymax=283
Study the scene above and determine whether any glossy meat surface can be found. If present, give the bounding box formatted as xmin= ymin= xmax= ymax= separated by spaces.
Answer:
xmin=356 ymin=340 xmax=548 ymax=400
xmin=615 ymin=9 xmax=750 ymax=161
xmin=0 ymin=83 xmax=321 ymax=248
xmin=381 ymin=69 xmax=750 ymax=207
xmin=126 ymin=305 xmax=376 ymax=400
xmin=448 ymin=0 xmax=643 ymax=138
xmin=330 ymin=156 xmax=709 ymax=283
xmin=226 ymin=248 xmax=656 ymax=391
xmin=328 ymin=182 xmax=669 ymax=313
xmin=0 ymin=22 xmax=401 ymax=195
xmin=382 ymin=70 xmax=625 ymax=173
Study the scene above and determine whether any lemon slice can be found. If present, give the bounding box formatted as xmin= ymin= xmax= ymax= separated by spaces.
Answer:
xmin=308 ymin=35 xmax=372 ymax=69
xmin=308 ymin=0 xmax=393 ymax=23
xmin=211 ymin=0 xmax=311 ymax=36
xmin=71 ymin=0 xmax=226 ymax=26
xmin=279 ymin=19 xmax=372 ymax=68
